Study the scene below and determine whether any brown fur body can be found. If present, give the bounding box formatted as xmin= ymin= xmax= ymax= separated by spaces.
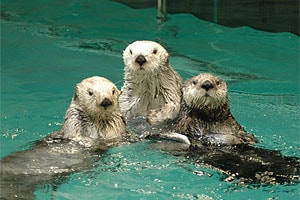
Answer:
xmin=169 ymin=73 xmax=299 ymax=185
xmin=148 ymin=73 xmax=299 ymax=185
xmin=175 ymin=73 xmax=257 ymax=146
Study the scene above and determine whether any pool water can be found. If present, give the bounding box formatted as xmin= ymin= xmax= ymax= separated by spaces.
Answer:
xmin=1 ymin=0 xmax=299 ymax=199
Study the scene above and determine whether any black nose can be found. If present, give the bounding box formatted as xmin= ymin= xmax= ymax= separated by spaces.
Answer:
xmin=100 ymin=98 xmax=112 ymax=108
xmin=201 ymin=80 xmax=213 ymax=91
xmin=135 ymin=55 xmax=147 ymax=66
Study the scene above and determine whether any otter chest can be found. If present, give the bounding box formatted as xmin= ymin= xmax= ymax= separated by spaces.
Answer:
xmin=133 ymin=83 xmax=166 ymax=111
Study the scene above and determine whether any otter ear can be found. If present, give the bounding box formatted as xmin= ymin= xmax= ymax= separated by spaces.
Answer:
xmin=73 ymin=84 xmax=80 ymax=101
xmin=166 ymin=52 xmax=170 ymax=58
xmin=163 ymin=52 xmax=170 ymax=65
xmin=224 ymin=80 xmax=228 ymax=88
xmin=116 ymin=89 xmax=121 ymax=97
xmin=75 ymin=84 xmax=80 ymax=92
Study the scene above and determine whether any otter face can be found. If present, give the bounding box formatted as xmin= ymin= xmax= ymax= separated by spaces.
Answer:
xmin=75 ymin=76 xmax=121 ymax=116
xmin=123 ymin=40 xmax=169 ymax=73
xmin=182 ymin=73 xmax=228 ymax=110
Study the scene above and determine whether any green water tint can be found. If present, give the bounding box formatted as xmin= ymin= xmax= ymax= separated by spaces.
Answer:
xmin=1 ymin=0 xmax=299 ymax=199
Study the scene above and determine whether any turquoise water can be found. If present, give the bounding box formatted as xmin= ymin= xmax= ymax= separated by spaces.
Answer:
xmin=1 ymin=0 xmax=299 ymax=199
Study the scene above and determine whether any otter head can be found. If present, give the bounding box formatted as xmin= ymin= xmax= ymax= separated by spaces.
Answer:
xmin=73 ymin=76 xmax=121 ymax=118
xmin=182 ymin=73 xmax=228 ymax=111
xmin=123 ymin=40 xmax=170 ymax=73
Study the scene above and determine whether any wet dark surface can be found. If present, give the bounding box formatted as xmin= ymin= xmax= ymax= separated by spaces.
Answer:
xmin=114 ymin=0 xmax=299 ymax=35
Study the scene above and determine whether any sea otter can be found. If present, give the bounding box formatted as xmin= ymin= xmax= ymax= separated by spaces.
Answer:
xmin=157 ymin=73 xmax=299 ymax=185
xmin=54 ymin=76 xmax=127 ymax=148
xmin=0 ymin=76 xmax=127 ymax=199
xmin=119 ymin=40 xmax=183 ymax=126
xmin=175 ymin=73 xmax=257 ymax=146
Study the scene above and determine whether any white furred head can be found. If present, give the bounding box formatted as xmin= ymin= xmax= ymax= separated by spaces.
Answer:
xmin=183 ymin=73 xmax=228 ymax=110
xmin=74 ymin=76 xmax=121 ymax=118
xmin=122 ymin=40 xmax=170 ymax=74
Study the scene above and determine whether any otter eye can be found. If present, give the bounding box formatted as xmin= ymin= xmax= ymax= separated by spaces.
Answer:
xmin=129 ymin=49 xmax=132 ymax=54
xmin=88 ymin=90 xmax=93 ymax=96
xmin=192 ymin=80 xmax=197 ymax=85
xmin=153 ymin=49 xmax=157 ymax=54
xmin=112 ymin=88 xmax=115 ymax=95
xmin=216 ymin=80 xmax=220 ymax=85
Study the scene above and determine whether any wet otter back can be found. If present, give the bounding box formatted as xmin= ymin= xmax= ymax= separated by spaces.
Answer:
xmin=189 ymin=145 xmax=299 ymax=185
xmin=0 ymin=141 xmax=103 ymax=199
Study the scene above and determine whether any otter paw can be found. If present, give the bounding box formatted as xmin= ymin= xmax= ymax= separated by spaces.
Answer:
xmin=146 ymin=109 xmax=168 ymax=126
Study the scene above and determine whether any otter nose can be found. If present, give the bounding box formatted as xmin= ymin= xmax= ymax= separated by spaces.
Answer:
xmin=100 ymin=98 xmax=112 ymax=108
xmin=135 ymin=55 xmax=147 ymax=66
xmin=201 ymin=80 xmax=213 ymax=91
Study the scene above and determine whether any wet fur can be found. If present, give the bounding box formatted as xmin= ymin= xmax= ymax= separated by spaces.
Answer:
xmin=175 ymin=73 xmax=257 ymax=145
xmin=187 ymin=145 xmax=299 ymax=185
xmin=0 ymin=76 xmax=127 ymax=199
xmin=57 ymin=76 xmax=127 ymax=148
xmin=164 ymin=73 xmax=299 ymax=185
xmin=119 ymin=40 xmax=182 ymax=125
